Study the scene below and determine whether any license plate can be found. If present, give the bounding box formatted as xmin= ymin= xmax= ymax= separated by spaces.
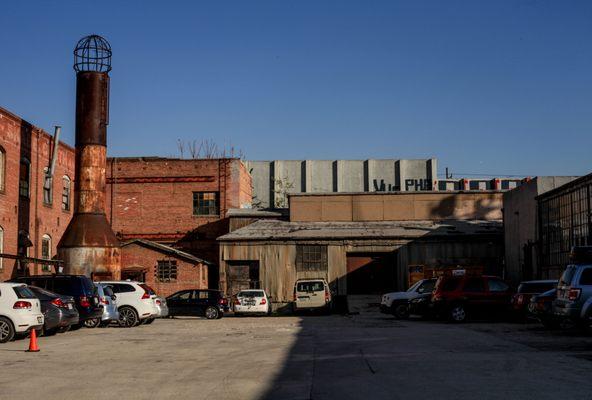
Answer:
xmin=37 ymin=316 xmax=43 ymax=323
xmin=244 ymin=301 xmax=256 ymax=306
xmin=68 ymin=304 xmax=73 ymax=310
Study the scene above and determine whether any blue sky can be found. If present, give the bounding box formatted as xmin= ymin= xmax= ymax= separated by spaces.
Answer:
xmin=1 ymin=1 xmax=591 ymax=177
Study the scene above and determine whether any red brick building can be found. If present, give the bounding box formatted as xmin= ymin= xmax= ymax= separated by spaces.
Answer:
xmin=106 ymin=157 xmax=252 ymax=288
xmin=120 ymin=239 xmax=209 ymax=297
xmin=0 ymin=106 xmax=76 ymax=280
xmin=1 ymin=106 xmax=253 ymax=293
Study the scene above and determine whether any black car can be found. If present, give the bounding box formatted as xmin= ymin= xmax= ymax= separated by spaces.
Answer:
xmin=29 ymin=286 xmax=79 ymax=335
xmin=529 ymin=288 xmax=561 ymax=329
xmin=408 ymin=292 xmax=433 ymax=318
xmin=10 ymin=275 xmax=102 ymax=327
xmin=166 ymin=289 xmax=225 ymax=319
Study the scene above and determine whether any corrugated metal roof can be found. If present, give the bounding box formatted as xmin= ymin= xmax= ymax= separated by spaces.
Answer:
xmin=121 ymin=239 xmax=212 ymax=265
xmin=218 ymin=219 xmax=502 ymax=242
xmin=226 ymin=208 xmax=288 ymax=218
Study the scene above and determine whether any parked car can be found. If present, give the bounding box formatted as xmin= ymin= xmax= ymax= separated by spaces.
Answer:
xmin=100 ymin=281 xmax=159 ymax=327
xmin=380 ymin=278 xmax=437 ymax=319
xmin=28 ymin=286 xmax=79 ymax=335
xmin=0 ymin=283 xmax=44 ymax=343
xmin=233 ymin=290 xmax=272 ymax=316
xmin=408 ymin=291 xmax=434 ymax=318
xmin=528 ymin=288 xmax=560 ymax=329
xmin=431 ymin=275 xmax=513 ymax=322
xmin=166 ymin=289 xmax=225 ymax=319
xmin=293 ymin=279 xmax=332 ymax=312
xmin=511 ymin=280 xmax=557 ymax=317
xmin=553 ymin=255 xmax=592 ymax=328
xmin=154 ymin=297 xmax=169 ymax=319
xmin=84 ymin=283 xmax=119 ymax=328
xmin=10 ymin=275 xmax=102 ymax=328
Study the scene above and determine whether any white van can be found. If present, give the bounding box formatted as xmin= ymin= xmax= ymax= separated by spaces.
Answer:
xmin=293 ymin=279 xmax=331 ymax=311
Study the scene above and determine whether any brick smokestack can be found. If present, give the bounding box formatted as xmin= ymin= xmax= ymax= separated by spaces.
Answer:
xmin=58 ymin=35 xmax=121 ymax=279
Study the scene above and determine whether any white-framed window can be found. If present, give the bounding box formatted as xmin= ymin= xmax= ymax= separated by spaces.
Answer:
xmin=41 ymin=234 xmax=51 ymax=272
xmin=62 ymin=175 xmax=71 ymax=211
xmin=43 ymin=167 xmax=53 ymax=205
xmin=19 ymin=158 xmax=31 ymax=198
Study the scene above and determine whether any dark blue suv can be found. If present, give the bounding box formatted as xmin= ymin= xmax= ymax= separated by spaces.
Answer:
xmin=10 ymin=275 xmax=102 ymax=328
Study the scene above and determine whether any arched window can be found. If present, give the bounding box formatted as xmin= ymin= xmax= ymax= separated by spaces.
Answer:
xmin=19 ymin=158 xmax=30 ymax=198
xmin=41 ymin=234 xmax=51 ymax=272
xmin=0 ymin=146 xmax=5 ymax=193
xmin=0 ymin=225 xmax=3 ymax=270
xmin=43 ymin=167 xmax=53 ymax=205
xmin=62 ymin=176 xmax=71 ymax=211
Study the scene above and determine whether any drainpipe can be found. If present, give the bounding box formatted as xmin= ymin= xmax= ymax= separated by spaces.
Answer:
xmin=47 ymin=126 xmax=61 ymax=178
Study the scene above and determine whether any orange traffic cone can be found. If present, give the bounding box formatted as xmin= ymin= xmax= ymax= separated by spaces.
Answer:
xmin=26 ymin=329 xmax=40 ymax=352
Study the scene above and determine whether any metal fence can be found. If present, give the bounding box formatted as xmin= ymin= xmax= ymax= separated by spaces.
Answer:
xmin=539 ymin=175 xmax=592 ymax=276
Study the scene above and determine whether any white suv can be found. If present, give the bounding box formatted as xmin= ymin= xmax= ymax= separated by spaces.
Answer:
xmin=100 ymin=281 xmax=159 ymax=327
xmin=0 ymin=283 xmax=44 ymax=343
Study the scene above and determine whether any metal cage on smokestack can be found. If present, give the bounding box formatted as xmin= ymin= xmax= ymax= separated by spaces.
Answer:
xmin=58 ymin=35 xmax=121 ymax=280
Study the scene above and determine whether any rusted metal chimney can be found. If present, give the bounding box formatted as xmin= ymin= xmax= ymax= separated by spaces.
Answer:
xmin=58 ymin=35 xmax=121 ymax=280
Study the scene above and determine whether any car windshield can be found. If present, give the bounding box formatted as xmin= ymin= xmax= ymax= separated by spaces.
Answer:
xmin=139 ymin=284 xmax=156 ymax=296
xmin=238 ymin=291 xmax=264 ymax=298
xmin=29 ymin=286 xmax=57 ymax=300
xmin=559 ymin=266 xmax=577 ymax=286
xmin=102 ymin=285 xmax=115 ymax=297
xmin=297 ymin=282 xmax=324 ymax=292
xmin=13 ymin=285 xmax=37 ymax=299
xmin=420 ymin=279 xmax=436 ymax=292
xmin=406 ymin=280 xmax=423 ymax=292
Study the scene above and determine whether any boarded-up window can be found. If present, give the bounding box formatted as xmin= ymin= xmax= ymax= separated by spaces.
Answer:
xmin=156 ymin=260 xmax=178 ymax=282
xmin=296 ymin=245 xmax=328 ymax=272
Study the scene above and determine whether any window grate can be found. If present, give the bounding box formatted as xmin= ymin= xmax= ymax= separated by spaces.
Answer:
xmin=156 ymin=260 xmax=178 ymax=282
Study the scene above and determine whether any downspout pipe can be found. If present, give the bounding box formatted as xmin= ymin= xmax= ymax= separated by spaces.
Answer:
xmin=47 ymin=126 xmax=61 ymax=178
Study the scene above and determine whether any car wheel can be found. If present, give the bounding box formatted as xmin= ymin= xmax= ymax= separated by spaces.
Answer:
xmin=84 ymin=318 xmax=101 ymax=328
xmin=44 ymin=327 xmax=58 ymax=336
xmin=118 ymin=306 xmax=139 ymax=328
xmin=205 ymin=306 xmax=219 ymax=320
xmin=449 ymin=304 xmax=467 ymax=323
xmin=57 ymin=325 xmax=71 ymax=333
xmin=69 ymin=323 xmax=83 ymax=331
xmin=392 ymin=303 xmax=410 ymax=320
xmin=0 ymin=317 xmax=15 ymax=343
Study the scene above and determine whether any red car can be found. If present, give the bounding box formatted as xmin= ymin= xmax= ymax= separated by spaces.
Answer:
xmin=431 ymin=275 xmax=514 ymax=322
xmin=511 ymin=280 xmax=557 ymax=316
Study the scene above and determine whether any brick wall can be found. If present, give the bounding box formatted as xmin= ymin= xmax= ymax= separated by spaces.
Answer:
xmin=106 ymin=157 xmax=252 ymax=243
xmin=0 ymin=107 xmax=75 ymax=280
xmin=120 ymin=242 xmax=208 ymax=298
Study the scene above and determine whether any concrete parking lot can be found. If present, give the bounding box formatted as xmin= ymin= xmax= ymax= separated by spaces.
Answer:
xmin=2 ymin=310 xmax=592 ymax=400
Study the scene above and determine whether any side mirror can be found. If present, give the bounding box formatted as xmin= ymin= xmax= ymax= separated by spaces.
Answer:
xmin=111 ymin=295 xmax=117 ymax=301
